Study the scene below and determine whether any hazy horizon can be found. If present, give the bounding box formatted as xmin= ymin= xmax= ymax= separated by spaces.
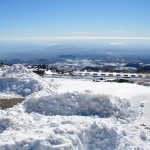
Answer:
xmin=0 ymin=0 xmax=150 ymax=64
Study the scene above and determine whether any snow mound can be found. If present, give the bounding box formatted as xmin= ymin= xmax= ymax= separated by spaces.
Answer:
xmin=25 ymin=92 xmax=137 ymax=121
xmin=0 ymin=64 xmax=54 ymax=97
xmin=2 ymin=64 xmax=35 ymax=78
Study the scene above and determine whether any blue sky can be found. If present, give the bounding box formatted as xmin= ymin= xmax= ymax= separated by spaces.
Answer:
xmin=0 ymin=0 xmax=150 ymax=40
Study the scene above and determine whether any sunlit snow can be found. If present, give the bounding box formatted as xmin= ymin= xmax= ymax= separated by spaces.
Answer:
xmin=0 ymin=64 xmax=149 ymax=150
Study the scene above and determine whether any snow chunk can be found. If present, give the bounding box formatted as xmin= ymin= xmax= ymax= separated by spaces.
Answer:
xmin=0 ymin=118 xmax=11 ymax=133
xmin=140 ymin=131 xmax=147 ymax=141
xmin=85 ymin=122 xmax=118 ymax=150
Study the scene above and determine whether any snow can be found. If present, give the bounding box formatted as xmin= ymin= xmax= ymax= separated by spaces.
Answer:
xmin=45 ymin=70 xmax=54 ymax=75
xmin=0 ymin=64 xmax=55 ymax=97
xmin=0 ymin=108 xmax=149 ymax=149
xmin=1 ymin=64 xmax=34 ymax=78
xmin=53 ymin=78 xmax=150 ymax=100
xmin=0 ymin=65 xmax=150 ymax=149
xmin=0 ymin=93 xmax=22 ymax=99
xmin=53 ymin=78 xmax=150 ymax=127
xmin=25 ymin=92 xmax=137 ymax=122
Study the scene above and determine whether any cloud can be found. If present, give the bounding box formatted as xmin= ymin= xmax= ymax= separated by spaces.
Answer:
xmin=109 ymin=42 xmax=127 ymax=45
xmin=111 ymin=30 xmax=124 ymax=33
xmin=0 ymin=36 xmax=150 ymax=41
xmin=71 ymin=32 xmax=96 ymax=35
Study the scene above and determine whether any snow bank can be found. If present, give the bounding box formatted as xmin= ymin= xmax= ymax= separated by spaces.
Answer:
xmin=25 ymin=92 xmax=137 ymax=121
xmin=0 ymin=108 xmax=149 ymax=150
xmin=0 ymin=64 xmax=54 ymax=97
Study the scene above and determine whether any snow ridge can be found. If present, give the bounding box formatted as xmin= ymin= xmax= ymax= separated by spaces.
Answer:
xmin=25 ymin=92 xmax=137 ymax=121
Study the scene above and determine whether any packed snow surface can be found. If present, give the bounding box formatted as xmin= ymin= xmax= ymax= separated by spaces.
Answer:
xmin=0 ymin=65 xmax=150 ymax=149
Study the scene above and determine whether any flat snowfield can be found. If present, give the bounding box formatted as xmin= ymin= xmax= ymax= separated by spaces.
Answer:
xmin=53 ymin=78 xmax=150 ymax=100
xmin=48 ymin=78 xmax=150 ymax=126
xmin=0 ymin=65 xmax=150 ymax=150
